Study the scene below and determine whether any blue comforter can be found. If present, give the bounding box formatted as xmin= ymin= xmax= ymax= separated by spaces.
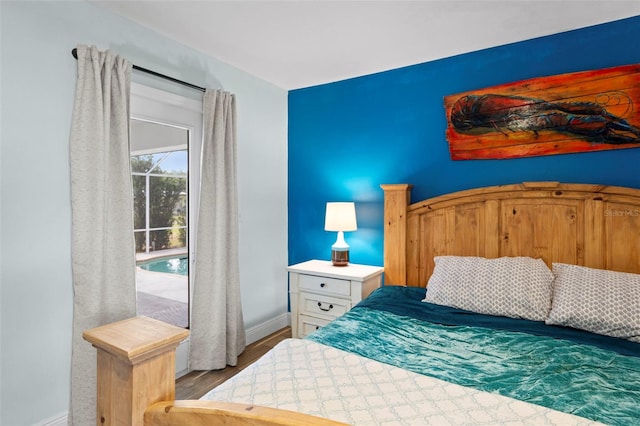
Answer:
xmin=307 ymin=286 xmax=640 ymax=425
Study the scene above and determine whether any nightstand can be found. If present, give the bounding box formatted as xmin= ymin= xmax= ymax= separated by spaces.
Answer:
xmin=288 ymin=259 xmax=384 ymax=338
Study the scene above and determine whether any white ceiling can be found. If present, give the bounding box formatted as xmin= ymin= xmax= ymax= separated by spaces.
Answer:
xmin=92 ymin=1 xmax=640 ymax=90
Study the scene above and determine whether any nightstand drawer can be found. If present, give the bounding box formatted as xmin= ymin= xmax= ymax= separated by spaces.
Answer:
xmin=298 ymin=314 xmax=331 ymax=338
xmin=299 ymin=292 xmax=349 ymax=319
xmin=298 ymin=274 xmax=351 ymax=297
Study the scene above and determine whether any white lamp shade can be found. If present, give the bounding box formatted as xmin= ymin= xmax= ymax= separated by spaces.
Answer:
xmin=324 ymin=202 xmax=357 ymax=232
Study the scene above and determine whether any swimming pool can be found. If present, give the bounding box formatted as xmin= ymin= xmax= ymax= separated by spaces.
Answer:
xmin=139 ymin=256 xmax=188 ymax=275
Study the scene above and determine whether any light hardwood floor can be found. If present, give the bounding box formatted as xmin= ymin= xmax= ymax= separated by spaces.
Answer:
xmin=175 ymin=326 xmax=292 ymax=400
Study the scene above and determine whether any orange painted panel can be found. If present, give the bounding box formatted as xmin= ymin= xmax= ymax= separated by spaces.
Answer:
xmin=444 ymin=64 xmax=640 ymax=160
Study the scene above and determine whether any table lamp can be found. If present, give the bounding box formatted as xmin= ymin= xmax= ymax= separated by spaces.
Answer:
xmin=324 ymin=202 xmax=357 ymax=266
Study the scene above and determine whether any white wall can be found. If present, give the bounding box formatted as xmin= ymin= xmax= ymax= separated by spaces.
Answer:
xmin=0 ymin=2 xmax=288 ymax=424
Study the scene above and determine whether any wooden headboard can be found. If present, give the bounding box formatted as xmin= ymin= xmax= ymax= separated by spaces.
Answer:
xmin=382 ymin=182 xmax=640 ymax=287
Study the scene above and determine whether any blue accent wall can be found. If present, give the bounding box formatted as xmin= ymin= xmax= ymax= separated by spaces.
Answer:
xmin=288 ymin=16 xmax=640 ymax=268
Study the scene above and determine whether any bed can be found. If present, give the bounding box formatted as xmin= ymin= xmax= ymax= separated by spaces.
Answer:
xmin=83 ymin=181 xmax=640 ymax=425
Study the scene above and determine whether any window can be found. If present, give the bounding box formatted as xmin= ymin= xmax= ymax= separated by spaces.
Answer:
xmin=131 ymin=143 xmax=188 ymax=254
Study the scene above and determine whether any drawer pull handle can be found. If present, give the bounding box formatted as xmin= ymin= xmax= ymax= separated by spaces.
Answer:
xmin=320 ymin=283 xmax=326 ymax=288
xmin=317 ymin=302 xmax=333 ymax=312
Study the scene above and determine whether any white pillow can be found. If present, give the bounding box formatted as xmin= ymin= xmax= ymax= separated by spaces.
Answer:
xmin=423 ymin=256 xmax=554 ymax=321
xmin=546 ymin=263 xmax=640 ymax=342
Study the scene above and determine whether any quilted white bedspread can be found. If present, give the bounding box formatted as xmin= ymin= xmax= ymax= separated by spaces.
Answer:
xmin=201 ymin=338 xmax=600 ymax=425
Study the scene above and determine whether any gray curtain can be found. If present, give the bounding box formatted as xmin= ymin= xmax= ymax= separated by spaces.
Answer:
xmin=68 ymin=45 xmax=136 ymax=425
xmin=190 ymin=89 xmax=246 ymax=370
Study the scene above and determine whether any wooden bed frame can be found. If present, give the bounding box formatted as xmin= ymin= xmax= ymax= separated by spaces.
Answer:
xmin=84 ymin=181 xmax=640 ymax=425
xmin=83 ymin=316 xmax=348 ymax=426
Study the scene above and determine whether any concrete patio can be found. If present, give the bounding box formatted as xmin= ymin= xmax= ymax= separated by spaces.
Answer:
xmin=136 ymin=248 xmax=189 ymax=327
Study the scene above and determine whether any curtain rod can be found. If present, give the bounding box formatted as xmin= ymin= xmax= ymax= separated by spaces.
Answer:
xmin=71 ymin=48 xmax=206 ymax=93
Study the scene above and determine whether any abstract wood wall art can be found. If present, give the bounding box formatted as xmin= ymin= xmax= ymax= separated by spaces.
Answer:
xmin=444 ymin=64 xmax=640 ymax=160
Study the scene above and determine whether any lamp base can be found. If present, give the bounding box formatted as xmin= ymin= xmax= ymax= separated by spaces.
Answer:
xmin=331 ymin=249 xmax=349 ymax=267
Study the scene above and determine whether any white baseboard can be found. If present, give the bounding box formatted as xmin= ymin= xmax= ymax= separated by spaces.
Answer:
xmin=245 ymin=312 xmax=291 ymax=345
xmin=37 ymin=412 xmax=68 ymax=426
